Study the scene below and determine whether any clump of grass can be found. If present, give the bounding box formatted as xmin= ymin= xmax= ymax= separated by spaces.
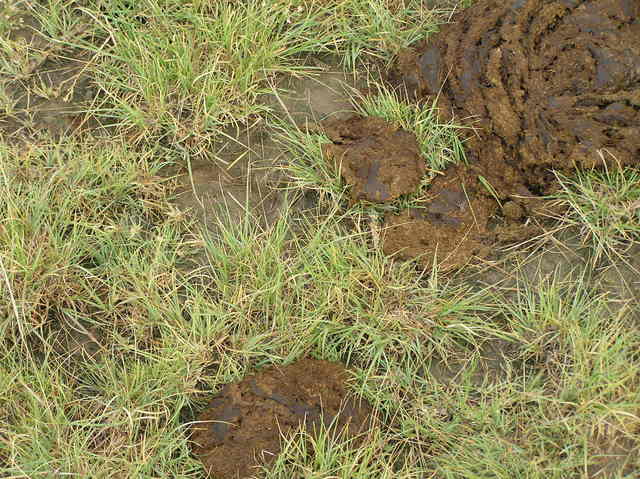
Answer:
xmin=0 ymin=24 xmax=34 ymax=79
xmin=85 ymin=1 xmax=331 ymax=145
xmin=420 ymin=273 xmax=640 ymax=478
xmin=552 ymin=163 xmax=640 ymax=264
xmin=314 ymin=0 xmax=446 ymax=70
xmin=272 ymin=122 xmax=349 ymax=204
xmin=0 ymin=139 xmax=204 ymax=476
xmin=24 ymin=0 xmax=88 ymax=40
xmin=264 ymin=420 xmax=426 ymax=478
xmin=353 ymin=84 xmax=467 ymax=171
xmin=2 ymin=0 xmax=463 ymax=150
xmin=0 ymin=140 xmax=186 ymax=348
xmin=0 ymin=3 xmax=19 ymax=35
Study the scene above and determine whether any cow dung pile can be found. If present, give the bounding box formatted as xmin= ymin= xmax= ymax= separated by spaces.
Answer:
xmin=323 ymin=0 xmax=640 ymax=270
xmin=190 ymin=359 xmax=373 ymax=478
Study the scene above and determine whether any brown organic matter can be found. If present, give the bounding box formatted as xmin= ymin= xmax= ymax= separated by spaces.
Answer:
xmin=383 ymin=0 xmax=640 ymax=269
xmin=322 ymin=116 xmax=426 ymax=203
xmin=382 ymin=166 xmax=495 ymax=270
xmin=190 ymin=359 xmax=373 ymax=479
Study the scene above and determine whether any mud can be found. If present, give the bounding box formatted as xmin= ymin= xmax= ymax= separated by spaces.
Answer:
xmin=0 ymin=12 xmax=109 ymax=142
xmin=172 ymin=63 xmax=366 ymax=238
xmin=190 ymin=359 xmax=372 ymax=479
xmin=322 ymin=116 xmax=426 ymax=203
xmin=381 ymin=0 xmax=640 ymax=269
xmin=261 ymin=60 xmax=364 ymax=125
xmin=172 ymin=124 xmax=286 ymax=234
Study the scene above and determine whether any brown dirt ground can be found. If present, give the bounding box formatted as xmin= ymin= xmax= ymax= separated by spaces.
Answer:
xmin=190 ymin=359 xmax=373 ymax=479
xmin=373 ymin=0 xmax=640 ymax=270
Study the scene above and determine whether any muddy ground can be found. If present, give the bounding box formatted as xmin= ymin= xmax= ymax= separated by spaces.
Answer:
xmin=319 ymin=0 xmax=640 ymax=270
xmin=176 ymin=0 xmax=640 ymax=273
xmin=322 ymin=116 xmax=426 ymax=204
xmin=3 ymin=2 xmax=637 ymax=270
xmin=0 ymin=13 xmax=109 ymax=142
xmin=190 ymin=359 xmax=373 ymax=479
xmin=0 ymin=9 xmax=361 ymax=232
xmin=172 ymin=65 xmax=365 ymax=235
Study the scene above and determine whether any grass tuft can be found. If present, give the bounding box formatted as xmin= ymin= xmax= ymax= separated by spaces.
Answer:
xmin=553 ymin=163 xmax=640 ymax=265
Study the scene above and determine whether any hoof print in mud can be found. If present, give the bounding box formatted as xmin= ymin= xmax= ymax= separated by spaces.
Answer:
xmin=190 ymin=359 xmax=373 ymax=479
xmin=322 ymin=116 xmax=426 ymax=204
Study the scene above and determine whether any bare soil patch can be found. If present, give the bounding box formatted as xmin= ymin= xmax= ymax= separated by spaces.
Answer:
xmin=0 ymin=13 xmax=108 ymax=142
xmin=172 ymin=64 xmax=364 ymax=233
xmin=261 ymin=62 xmax=364 ymax=125
xmin=172 ymin=124 xmax=287 ymax=232
xmin=190 ymin=359 xmax=373 ymax=479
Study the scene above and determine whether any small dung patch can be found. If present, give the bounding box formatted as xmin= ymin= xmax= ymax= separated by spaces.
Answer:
xmin=382 ymin=165 xmax=495 ymax=271
xmin=322 ymin=116 xmax=426 ymax=203
xmin=190 ymin=359 xmax=373 ymax=479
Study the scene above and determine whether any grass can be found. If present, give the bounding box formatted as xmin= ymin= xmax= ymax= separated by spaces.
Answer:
xmin=552 ymin=163 xmax=640 ymax=266
xmin=263 ymin=422 xmax=424 ymax=478
xmin=274 ymin=80 xmax=469 ymax=217
xmin=3 ymin=0 xmax=446 ymax=152
xmin=1 ymin=0 xmax=639 ymax=478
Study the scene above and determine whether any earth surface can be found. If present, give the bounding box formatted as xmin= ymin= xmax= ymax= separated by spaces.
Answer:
xmin=0 ymin=13 xmax=110 ymax=142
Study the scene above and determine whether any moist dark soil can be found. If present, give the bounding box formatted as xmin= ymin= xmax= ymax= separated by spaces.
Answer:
xmin=190 ymin=359 xmax=373 ymax=479
xmin=0 ymin=13 xmax=109 ymax=142
xmin=322 ymin=116 xmax=426 ymax=204
xmin=376 ymin=0 xmax=640 ymax=269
